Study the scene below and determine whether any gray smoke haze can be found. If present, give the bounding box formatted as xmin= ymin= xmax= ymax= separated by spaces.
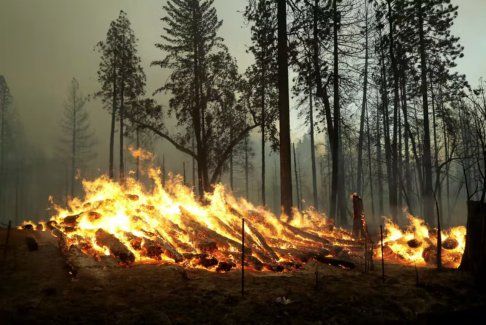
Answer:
xmin=0 ymin=0 xmax=485 ymax=222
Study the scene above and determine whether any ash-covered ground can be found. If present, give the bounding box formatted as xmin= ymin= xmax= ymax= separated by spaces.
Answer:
xmin=1 ymin=229 xmax=485 ymax=324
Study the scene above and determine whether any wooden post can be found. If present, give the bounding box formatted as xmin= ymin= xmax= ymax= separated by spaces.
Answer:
xmin=380 ymin=225 xmax=385 ymax=282
xmin=241 ymin=218 xmax=245 ymax=296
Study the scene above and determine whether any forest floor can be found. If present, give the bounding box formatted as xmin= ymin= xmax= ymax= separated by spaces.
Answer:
xmin=1 ymin=228 xmax=485 ymax=325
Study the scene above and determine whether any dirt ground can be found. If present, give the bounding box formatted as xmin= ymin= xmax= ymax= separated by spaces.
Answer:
xmin=1 ymin=228 xmax=485 ymax=324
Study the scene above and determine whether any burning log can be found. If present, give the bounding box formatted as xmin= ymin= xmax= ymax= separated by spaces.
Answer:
xmin=195 ymin=255 xmax=218 ymax=268
xmin=216 ymin=261 xmax=235 ymax=272
xmin=407 ymin=239 xmax=422 ymax=248
xmin=284 ymin=223 xmax=331 ymax=246
xmin=87 ymin=211 xmax=102 ymax=222
xmin=22 ymin=224 xmax=34 ymax=230
xmin=423 ymin=246 xmax=437 ymax=265
xmin=95 ymin=229 xmax=135 ymax=265
xmin=443 ymin=238 xmax=459 ymax=250
xmin=245 ymin=221 xmax=279 ymax=261
xmin=142 ymin=236 xmax=183 ymax=262
xmin=62 ymin=214 xmax=81 ymax=226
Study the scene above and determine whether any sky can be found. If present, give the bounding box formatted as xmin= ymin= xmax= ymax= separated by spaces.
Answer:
xmin=0 ymin=0 xmax=485 ymax=173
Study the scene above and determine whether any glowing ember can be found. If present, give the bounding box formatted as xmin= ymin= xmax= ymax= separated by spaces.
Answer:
xmin=19 ymin=167 xmax=466 ymax=270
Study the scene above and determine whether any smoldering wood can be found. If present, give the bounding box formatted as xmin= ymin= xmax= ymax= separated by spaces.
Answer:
xmin=95 ymin=229 xmax=135 ymax=265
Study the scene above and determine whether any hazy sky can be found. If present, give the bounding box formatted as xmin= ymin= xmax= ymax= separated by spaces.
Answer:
xmin=0 ymin=0 xmax=485 ymax=172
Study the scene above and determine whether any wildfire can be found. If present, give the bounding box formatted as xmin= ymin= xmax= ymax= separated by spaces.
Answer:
xmin=19 ymin=167 xmax=466 ymax=271
xmin=31 ymin=168 xmax=357 ymax=272
xmin=378 ymin=215 xmax=466 ymax=269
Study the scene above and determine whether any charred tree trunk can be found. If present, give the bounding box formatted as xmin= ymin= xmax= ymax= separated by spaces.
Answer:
xmin=309 ymin=80 xmax=318 ymax=210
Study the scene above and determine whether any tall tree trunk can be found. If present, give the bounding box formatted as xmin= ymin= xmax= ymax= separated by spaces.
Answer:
xmin=109 ymin=51 xmax=117 ymax=180
xmin=230 ymin=151 xmax=234 ymax=190
xmin=357 ymin=0 xmax=369 ymax=196
xmin=387 ymin=0 xmax=399 ymax=220
xmin=192 ymin=137 xmax=196 ymax=190
xmin=119 ymin=78 xmax=125 ymax=182
xmin=431 ymin=80 xmax=442 ymax=225
xmin=245 ymin=136 xmax=249 ymax=200
xmin=379 ymin=39 xmax=392 ymax=216
xmin=309 ymin=80 xmax=318 ymax=210
xmin=332 ymin=0 xmax=344 ymax=224
xmin=192 ymin=9 xmax=204 ymax=197
xmin=400 ymin=66 xmax=413 ymax=212
xmin=376 ymin=81 xmax=384 ymax=216
xmin=261 ymin=67 xmax=266 ymax=205
xmin=293 ymin=143 xmax=301 ymax=210
xmin=71 ymin=84 xmax=76 ymax=198
xmin=417 ymin=0 xmax=434 ymax=223
xmin=277 ymin=0 xmax=293 ymax=218
xmin=366 ymin=102 xmax=376 ymax=218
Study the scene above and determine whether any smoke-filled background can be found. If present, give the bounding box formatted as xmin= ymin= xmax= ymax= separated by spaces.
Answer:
xmin=0 ymin=0 xmax=485 ymax=225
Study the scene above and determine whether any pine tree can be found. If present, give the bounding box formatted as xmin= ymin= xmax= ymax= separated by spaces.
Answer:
xmin=58 ymin=78 xmax=97 ymax=198
xmin=142 ymin=0 xmax=260 ymax=195
xmin=96 ymin=10 xmax=146 ymax=180
xmin=244 ymin=0 xmax=279 ymax=206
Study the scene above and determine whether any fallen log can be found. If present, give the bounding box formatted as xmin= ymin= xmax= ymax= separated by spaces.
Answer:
xmin=245 ymin=221 xmax=279 ymax=261
xmin=95 ymin=229 xmax=135 ymax=265
xmin=284 ymin=223 xmax=331 ymax=246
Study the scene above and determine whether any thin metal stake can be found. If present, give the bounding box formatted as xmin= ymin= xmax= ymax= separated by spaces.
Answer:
xmin=241 ymin=218 xmax=245 ymax=296
xmin=364 ymin=240 xmax=368 ymax=273
xmin=380 ymin=225 xmax=385 ymax=282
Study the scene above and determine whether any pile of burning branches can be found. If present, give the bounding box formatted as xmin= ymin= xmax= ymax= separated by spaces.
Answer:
xmin=20 ymin=168 xmax=466 ymax=271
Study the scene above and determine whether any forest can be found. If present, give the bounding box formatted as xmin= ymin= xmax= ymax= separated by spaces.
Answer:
xmin=1 ymin=0 xmax=486 ymax=323
xmin=0 ymin=0 xmax=484 ymax=228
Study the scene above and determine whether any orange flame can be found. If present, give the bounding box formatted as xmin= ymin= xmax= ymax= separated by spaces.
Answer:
xmin=377 ymin=214 xmax=466 ymax=268
xmin=20 ymin=165 xmax=466 ymax=271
